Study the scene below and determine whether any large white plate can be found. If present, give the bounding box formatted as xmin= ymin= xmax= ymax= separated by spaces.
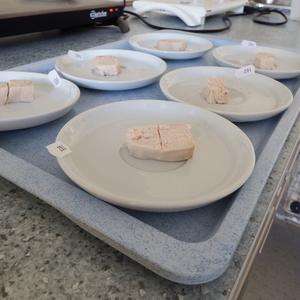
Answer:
xmin=160 ymin=66 xmax=293 ymax=122
xmin=128 ymin=32 xmax=213 ymax=60
xmin=55 ymin=100 xmax=255 ymax=212
xmin=0 ymin=71 xmax=80 ymax=131
xmin=55 ymin=49 xmax=167 ymax=90
xmin=212 ymin=45 xmax=300 ymax=79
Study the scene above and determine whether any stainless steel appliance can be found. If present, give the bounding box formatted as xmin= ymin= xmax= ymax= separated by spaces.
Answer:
xmin=0 ymin=0 xmax=127 ymax=37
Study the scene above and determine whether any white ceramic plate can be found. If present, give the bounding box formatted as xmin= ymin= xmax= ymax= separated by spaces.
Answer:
xmin=212 ymin=45 xmax=300 ymax=79
xmin=0 ymin=71 xmax=80 ymax=131
xmin=160 ymin=66 xmax=293 ymax=122
xmin=55 ymin=49 xmax=167 ymax=90
xmin=128 ymin=32 xmax=213 ymax=60
xmin=55 ymin=100 xmax=255 ymax=212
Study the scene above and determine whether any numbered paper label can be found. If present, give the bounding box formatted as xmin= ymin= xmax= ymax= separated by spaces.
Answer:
xmin=47 ymin=142 xmax=72 ymax=158
xmin=68 ymin=50 xmax=83 ymax=60
xmin=48 ymin=70 xmax=62 ymax=88
xmin=235 ymin=65 xmax=255 ymax=78
xmin=241 ymin=40 xmax=257 ymax=47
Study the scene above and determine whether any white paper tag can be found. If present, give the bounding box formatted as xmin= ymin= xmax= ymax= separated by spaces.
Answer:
xmin=47 ymin=142 xmax=71 ymax=158
xmin=241 ymin=40 xmax=257 ymax=47
xmin=48 ymin=70 xmax=62 ymax=88
xmin=68 ymin=50 xmax=83 ymax=60
xmin=235 ymin=65 xmax=255 ymax=78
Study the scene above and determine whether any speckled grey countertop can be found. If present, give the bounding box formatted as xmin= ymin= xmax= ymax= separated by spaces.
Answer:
xmin=1 ymin=12 xmax=300 ymax=300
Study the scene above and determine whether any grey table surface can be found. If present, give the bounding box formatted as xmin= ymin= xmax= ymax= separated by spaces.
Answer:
xmin=1 ymin=12 xmax=300 ymax=300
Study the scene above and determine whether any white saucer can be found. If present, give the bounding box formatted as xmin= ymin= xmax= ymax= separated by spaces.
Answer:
xmin=212 ymin=45 xmax=300 ymax=79
xmin=55 ymin=100 xmax=255 ymax=212
xmin=160 ymin=66 xmax=293 ymax=122
xmin=129 ymin=32 xmax=213 ymax=60
xmin=55 ymin=49 xmax=167 ymax=90
xmin=0 ymin=71 xmax=80 ymax=131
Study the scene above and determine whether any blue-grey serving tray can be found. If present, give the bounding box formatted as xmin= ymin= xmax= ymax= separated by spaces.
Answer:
xmin=1 ymin=37 xmax=300 ymax=284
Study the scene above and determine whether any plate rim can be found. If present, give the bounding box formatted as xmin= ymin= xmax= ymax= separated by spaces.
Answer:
xmin=55 ymin=99 xmax=256 ymax=212
xmin=159 ymin=66 xmax=294 ymax=121
xmin=55 ymin=49 xmax=167 ymax=88
xmin=212 ymin=45 xmax=300 ymax=75
xmin=128 ymin=32 xmax=213 ymax=57
xmin=0 ymin=71 xmax=80 ymax=124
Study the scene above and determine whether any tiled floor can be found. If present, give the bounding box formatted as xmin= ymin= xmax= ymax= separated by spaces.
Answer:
xmin=242 ymin=220 xmax=300 ymax=300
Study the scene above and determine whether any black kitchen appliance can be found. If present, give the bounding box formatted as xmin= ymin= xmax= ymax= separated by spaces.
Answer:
xmin=0 ymin=0 xmax=128 ymax=37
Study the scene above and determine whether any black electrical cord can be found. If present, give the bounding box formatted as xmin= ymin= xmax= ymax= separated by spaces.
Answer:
xmin=229 ymin=6 xmax=288 ymax=25
xmin=253 ymin=9 xmax=288 ymax=26
xmin=123 ymin=5 xmax=288 ymax=33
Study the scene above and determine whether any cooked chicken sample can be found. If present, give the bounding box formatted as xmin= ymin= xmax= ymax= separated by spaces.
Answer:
xmin=0 ymin=82 xmax=8 ymax=105
xmin=254 ymin=52 xmax=276 ymax=70
xmin=204 ymin=77 xmax=229 ymax=105
xmin=94 ymin=56 xmax=121 ymax=76
xmin=158 ymin=124 xmax=195 ymax=161
xmin=156 ymin=39 xmax=187 ymax=51
xmin=126 ymin=124 xmax=195 ymax=162
xmin=126 ymin=125 xmax=161 ymax=160
xmin=7 ymin=80 xmax=34 ymax=103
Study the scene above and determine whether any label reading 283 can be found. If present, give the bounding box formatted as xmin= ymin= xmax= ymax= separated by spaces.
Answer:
xmin=235 ymin=65 xmax=255 ymax=78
